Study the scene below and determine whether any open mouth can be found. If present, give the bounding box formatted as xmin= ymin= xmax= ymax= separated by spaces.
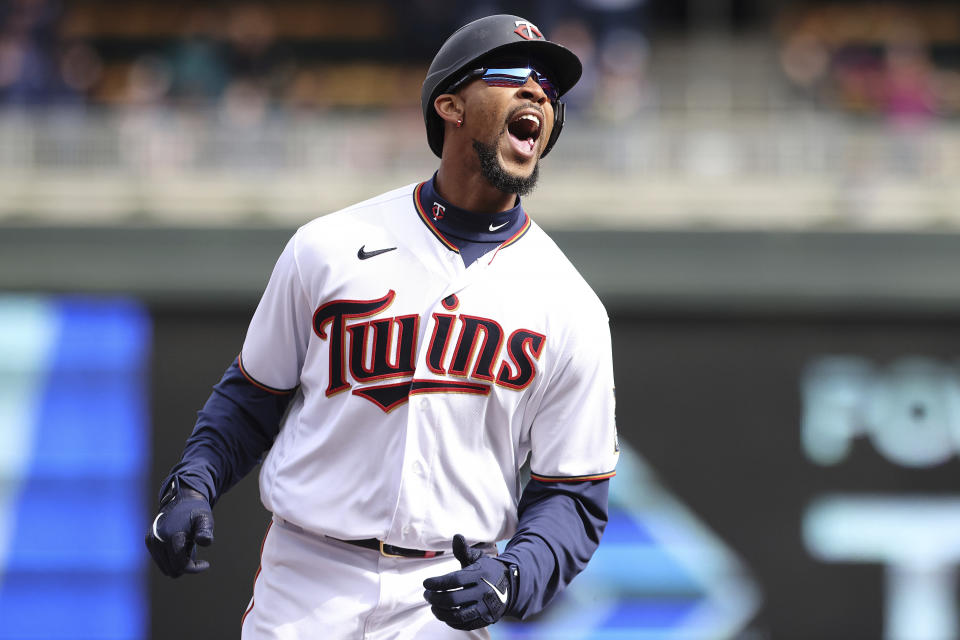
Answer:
xmin=506 ymin=111 xmax=542 ymax=157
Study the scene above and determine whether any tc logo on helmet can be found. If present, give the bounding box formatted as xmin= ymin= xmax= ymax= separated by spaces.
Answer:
xmin=514 ymin=20 xmax=544 ymax=41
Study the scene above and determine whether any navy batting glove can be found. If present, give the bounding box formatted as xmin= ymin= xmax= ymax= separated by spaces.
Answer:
xmin=144 ymin=476 xmax=215 ymax=578
xmin=422 ymin=533 xmax=519 ymax=631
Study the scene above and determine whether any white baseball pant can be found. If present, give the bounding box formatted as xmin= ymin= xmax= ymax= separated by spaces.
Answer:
xmin=241 ymin=517 xmax=491 ymax=640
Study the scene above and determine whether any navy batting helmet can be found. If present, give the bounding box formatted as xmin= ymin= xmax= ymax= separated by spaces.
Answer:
xmin=421 ymin=15 xmax=582 ymax=159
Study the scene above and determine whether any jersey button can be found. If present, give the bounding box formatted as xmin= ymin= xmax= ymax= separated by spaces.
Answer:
xmin=412 ymin=461 xmax=425 ymax=476
xmin=401 ymin=525 xmax=411 ymax=535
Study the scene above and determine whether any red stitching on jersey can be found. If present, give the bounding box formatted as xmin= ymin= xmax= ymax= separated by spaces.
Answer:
xmin=409 ymin=379 xmax=491 ymax=396
xmin=346 ymin=314 xmax=419 ymax=383
xmin=351 ymin=380 xmax=415 ymax=412
xmin=500 ymin=213 xmax=531 ymax=248
xmin=238 ymin=354 xmax=296 ymax=395
xmin=441 ymin=294 xmax=459 ymax=311
xmin=312 ymin=290 xmax=397 ymax=397
xmin=413 ymin=182 xmax=460 ymax=253
xmin=446 ymin=314 xmax=505 ymax=382
xmin=488 ymin=213 xmax=531 ymax=264
xmin=241 ymin=520 xmax=274 ymax=630
xmin=425 ymin=313 xmax=456 ymax=375
xmin=529 ymin=471 xmax=617 ymax=483
xmin=494 ymin=328 xmax=546 ymax=390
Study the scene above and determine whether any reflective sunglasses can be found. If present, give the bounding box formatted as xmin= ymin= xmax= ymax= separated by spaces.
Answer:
xmin=447 ymin=65 xmax=559 ymax=103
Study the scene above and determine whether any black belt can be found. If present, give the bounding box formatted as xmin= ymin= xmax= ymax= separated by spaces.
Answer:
xmin=334 ymin=537 xmax=445 ymax=559
xmin=274 ymin=518 xmax=447 ymax=559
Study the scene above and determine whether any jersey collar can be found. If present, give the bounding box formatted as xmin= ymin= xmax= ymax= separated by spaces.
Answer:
xmin=413 ymin=174 xmax=530 ymax=254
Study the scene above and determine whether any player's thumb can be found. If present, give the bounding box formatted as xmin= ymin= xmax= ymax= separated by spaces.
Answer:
xmin=452 ymin=533 xmax=482 ymax=568
xmin=191 ymin=510 xmax=215 ymax=547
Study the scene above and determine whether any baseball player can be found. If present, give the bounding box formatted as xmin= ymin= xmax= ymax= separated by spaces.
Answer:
xmin=146 ymin=14 xmax=618 ymax=639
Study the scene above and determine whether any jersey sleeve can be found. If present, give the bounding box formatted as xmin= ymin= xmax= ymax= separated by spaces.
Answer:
xmin=499 ymin=477 xmax=610 ymax=619
xmin=163 ymin=358 xmax=292 ymax=504
xmin=239 ymin=234 xmax=313 ymax=391
xmin=529 ymin=306 xmax=619 ymax=482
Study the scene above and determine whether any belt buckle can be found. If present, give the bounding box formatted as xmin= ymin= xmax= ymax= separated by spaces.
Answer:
xmin=379 ymin=540 xmax=405 ymax=558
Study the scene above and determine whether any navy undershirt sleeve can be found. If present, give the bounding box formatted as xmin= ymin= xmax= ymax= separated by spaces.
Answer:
xmin=498 ymin=477 xmax=610 ymax=619
xmin=161 ymin=358 xmax=293 ymax=505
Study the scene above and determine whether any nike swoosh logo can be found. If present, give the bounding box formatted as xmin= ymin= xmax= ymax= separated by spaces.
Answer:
xmin=358 ymin=245 xmax=397 ymax=260
xmin=152 ymin=513 xmax=164 ymax=542
xmin=482 ymin=578 xmax=508 ymax=604
xmin=489 ymin=221 xmax=509 ymax=232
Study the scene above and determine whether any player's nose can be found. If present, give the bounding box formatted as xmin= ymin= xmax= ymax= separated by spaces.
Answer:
xmin=517 ymin=77 xmax=548 ymax=105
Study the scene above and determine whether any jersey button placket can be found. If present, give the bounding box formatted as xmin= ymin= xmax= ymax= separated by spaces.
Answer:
xmin=392 ymin=398 xmax=429 ymax=546
xmin=401 ymin=460 xmax=426 ymax=541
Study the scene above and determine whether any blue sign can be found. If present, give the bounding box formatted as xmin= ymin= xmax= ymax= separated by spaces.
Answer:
xmin=493 ymin=444 xmax=760 ymax=639
xmin=0 ymin=296 xmax=150 ymax=640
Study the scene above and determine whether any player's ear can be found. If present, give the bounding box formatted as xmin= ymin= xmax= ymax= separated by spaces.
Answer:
xmin=433 ymin=94 xmax=464 ymax=127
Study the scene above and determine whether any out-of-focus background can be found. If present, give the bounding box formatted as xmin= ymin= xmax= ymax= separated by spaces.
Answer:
xmin=2 ymin=0 xmax=960 ymax=638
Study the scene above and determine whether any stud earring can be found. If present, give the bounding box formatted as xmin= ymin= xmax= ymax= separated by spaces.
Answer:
xmin=456 ymin=118 xmax=463 ymax=128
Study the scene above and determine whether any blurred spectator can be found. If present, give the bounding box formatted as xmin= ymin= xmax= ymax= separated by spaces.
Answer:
xmin=226 ymin=4 xmax=279 ymax=90
xmin=780 ymin=32 xmax=830 ymax=92
xmin=777 ymin=3 xmax=960 ymax=120
xmin=167 ymin=7 xmax=228 ymax=105
xmin=549 ymin=18 xmax=599 ymax=112
xmin=5 ymin=0 xmax=958 ymax=123
xmin=218 ymin=4 xmax=272 ymax=124
xmin=882 ymin=34 xmax=938 ymax=130
xmin=0 ymin=0 xmax=660 ymax=115
xmin=595 ymin=26 xmax=650 ymax=122
xmin=59 ymin=40 xmax=102 ymax=96
xmin=0 ymin=0 xmax=81 ymax=104
xmin=125 ymin=55 xmax=171 ymax=106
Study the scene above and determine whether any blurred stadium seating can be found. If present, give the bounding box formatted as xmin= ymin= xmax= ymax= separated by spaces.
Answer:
xmin=0 ymin=0 xmax=958 ymax=229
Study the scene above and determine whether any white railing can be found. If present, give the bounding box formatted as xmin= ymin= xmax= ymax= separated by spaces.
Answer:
xmin=0 ymin=106 xmax=956 ymax=229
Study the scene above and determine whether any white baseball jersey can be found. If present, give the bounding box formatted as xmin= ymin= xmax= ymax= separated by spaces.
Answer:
xmin=239 ymin=181 xmax=618 ymax=551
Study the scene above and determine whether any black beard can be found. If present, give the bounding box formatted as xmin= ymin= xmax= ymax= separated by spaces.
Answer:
xmin=472 ymin=139 xmax=540 ymax=196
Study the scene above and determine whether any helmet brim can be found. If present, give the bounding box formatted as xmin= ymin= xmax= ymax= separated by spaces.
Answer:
xmin=466 ymin=40 xmax=582 ymax=99
xmin=435 ymin=39 xmax=582 ymax=103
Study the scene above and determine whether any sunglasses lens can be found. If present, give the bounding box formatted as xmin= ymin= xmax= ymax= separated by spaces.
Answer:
xmin=536 ymin=75 xmax=559 ymax=102
xmin=482 ymin=68 xmax=558 ymax=101
xmin=482 ymin=68 xmax=530 ymax=85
